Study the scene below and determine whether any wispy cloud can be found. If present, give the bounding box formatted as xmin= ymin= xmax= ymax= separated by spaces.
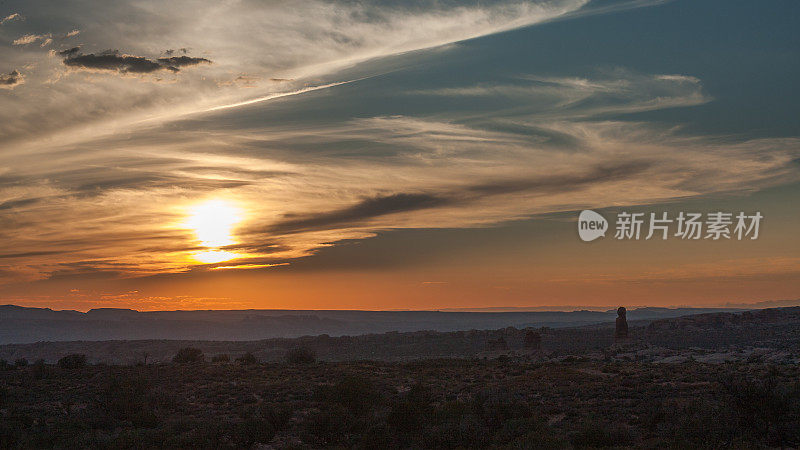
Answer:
xmin=0 ymin=0 xmax=796 ymax=288
xmin=0 ymin=13 xmax=21 ymax=25
xmin=12 ymin=33 xmax=49 ymax=45
xmin=208 ymin=79 xmax=362 ymax=111
xmin=0 ymin=68 xmax=797 ymax=282
xmin=0 ymin=0 xmax=589 ymax=147
xmin=409 ymin=71 xmax=711 ymax=117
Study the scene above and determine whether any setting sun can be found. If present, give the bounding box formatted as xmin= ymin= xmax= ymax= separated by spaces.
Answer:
xmin=185 ymin=199 xmax=243 ymax=264
xmin=186 ymin=199 xmax=242 ymax=247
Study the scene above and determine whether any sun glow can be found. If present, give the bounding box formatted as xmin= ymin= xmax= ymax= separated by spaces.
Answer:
xmin=185 ymin=199 xmax=244 ymax=264
xmin=186 ymin=199 xmax=241 ymax=247
xmin=193 ymin=250 xmax=242 ymax=264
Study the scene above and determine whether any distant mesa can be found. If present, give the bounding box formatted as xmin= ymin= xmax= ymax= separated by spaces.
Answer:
xmin=0 ymin=304 xmax=779 ymax=345
xmin=85 ymin=308 xmax=140 ymax=319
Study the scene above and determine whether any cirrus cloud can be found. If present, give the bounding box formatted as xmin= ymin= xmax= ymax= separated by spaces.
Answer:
xmin=0 ymin=13 xmax=21 ymax=25
xmin=12 ymin=33 xmax=49 ymax=45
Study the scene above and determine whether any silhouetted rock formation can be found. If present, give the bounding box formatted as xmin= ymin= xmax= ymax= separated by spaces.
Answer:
xmin=487 ymin=334 xmax=509 ymax=351
xmin=524 ymin=330 xmax=542 ymax=350
xmin=615 ymin=306 xmax=628 ymax=340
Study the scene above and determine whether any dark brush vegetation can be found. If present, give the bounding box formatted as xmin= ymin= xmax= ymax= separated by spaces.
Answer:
xmin=285 ymin=347 xmax=316 ymax=364
xmin=236 ymin=352 xmax=258 ymax=365
xmin=1 ymin=356 xmax=798 ymax=448
xmin=172 ymin=347 xmax=204 ymax=364
xmin=56 ymin=353 xmax=86 ymax=369
xmin=211 ymin=353 xmax=230 ymax=363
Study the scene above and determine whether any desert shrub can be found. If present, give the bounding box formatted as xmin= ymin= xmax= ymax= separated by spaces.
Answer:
xmin=0 ymin=412 xmax=35 ymax=447
xmin=157 ymin=419 xmax=236 ymax=448
xmin=101 ymin=373 xmax=160 ymax=428
xmin=236 ymin=352 xmax=258 ymax=365
xmin=305 ymin=378 xmax=383 ymax=446
xmin=285 ymin=347 xmax=316 ymax=364
xmin=302 ymin=405 xmax=358 ymax=447
xmin=470 ymin=390 xmax=533 ymax=428
xmin=30 ymin=359 xmax=48 ymax=379
xmin=646 ymin=398 xmax=742 ymax=449
xmin=422 ymin=408 xmax=485 ymax=448
xmin=237 ymin=401 xmax=293 ymax=443
xmin=172 ymin=347 xmax=204 ymax=364
xmin=211 ymin=354 xmax=230 ymax=363
xmin=497 ymin=417 xmax=569 ymax=448
xmin=357 ymin=422 xmax=396 ymax=448
xmin=57 ymin=354 xmax=87 ymax=369
xmin=313 ymin=375 xmax=380 ymax=415
xmin=387 ymin=382 xmax=435 ymax=432
xmin=0 ymin=385 xmax=8 ymax=408
xmin=19 ymin=417 xmax=93 ymax=448
xmin=571 ymin=418 xmax=632 ymax=448
xmin=722 ymin=371 xmax=800 ymax=447
xmin=234 ymin=417 xmax=276 ymax=447
xmin=14 ymin=358 xmax=28 ymax=367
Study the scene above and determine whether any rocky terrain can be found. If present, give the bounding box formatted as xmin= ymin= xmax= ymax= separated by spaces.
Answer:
xmin=0 ymin=304 xmax=746 ymax=344
xmin=1 ymin=306 xmax=798 ymax=448
xmin=1 ymin=357 xmax=798 ymax=448
xmin=2 ymin=307 xmax=798 ymax=365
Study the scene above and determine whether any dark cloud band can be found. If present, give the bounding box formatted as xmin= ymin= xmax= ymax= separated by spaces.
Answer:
xmin=265 ymin=162 xmax=652 ymax=235
xmin=60 ymin=48 xmax=211 ymax=74
xmin=270 ymin=193 xmax=449 ymax=234
xmin=0 ymin=70 xmax=24 ymax=88
xmin=156 ymin=56 xmax=211 ymax=68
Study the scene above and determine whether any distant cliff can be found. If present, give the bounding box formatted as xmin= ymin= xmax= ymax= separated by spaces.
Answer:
xmin=2 ymin=306 xmax=798 ymax=364
xmin=0 ymin=304 xmax=748 ymax=344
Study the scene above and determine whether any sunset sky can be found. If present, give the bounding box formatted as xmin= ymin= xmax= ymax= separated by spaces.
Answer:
xmin=1 ymin=0 xmax=798 ymax=311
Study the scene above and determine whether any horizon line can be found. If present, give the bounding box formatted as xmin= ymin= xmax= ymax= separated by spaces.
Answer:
xmin=3 ymin=300 xmax=799 ymax=314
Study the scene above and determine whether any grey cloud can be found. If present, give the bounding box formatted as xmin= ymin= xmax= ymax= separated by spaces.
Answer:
xmin=58 ymin=47 xmax=80 ymax=57
xmin=466 ymin=162 xmax=652 ymax=196
xmin=270 ymin=193 xmax=450 ymax=234
xmin=181 ymin=166 xmax=293 ymax=180
xmin=45 ymin=166 xmax=251 ymax=195
xmin=266 ymin=162 xmax=653 ymax=235
xmin=61 ymin=49 xmax=211 ymax=74
xmin=64 ymin=50 xmax=170 ymax=73
xmin=0 ymin=250 xmax=66 ymax=259
xmin=0 ymin=70 xmax=24 ymax=89
xmin=223 ymin=242 xmax=291 ymax=255
xmin=0 ymin=197 xmax=41 ymax=211
xmin=73 ymin=175 xmax=250 ymax=194
xmin=156 ymin=55 xmax=211 ymax=68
